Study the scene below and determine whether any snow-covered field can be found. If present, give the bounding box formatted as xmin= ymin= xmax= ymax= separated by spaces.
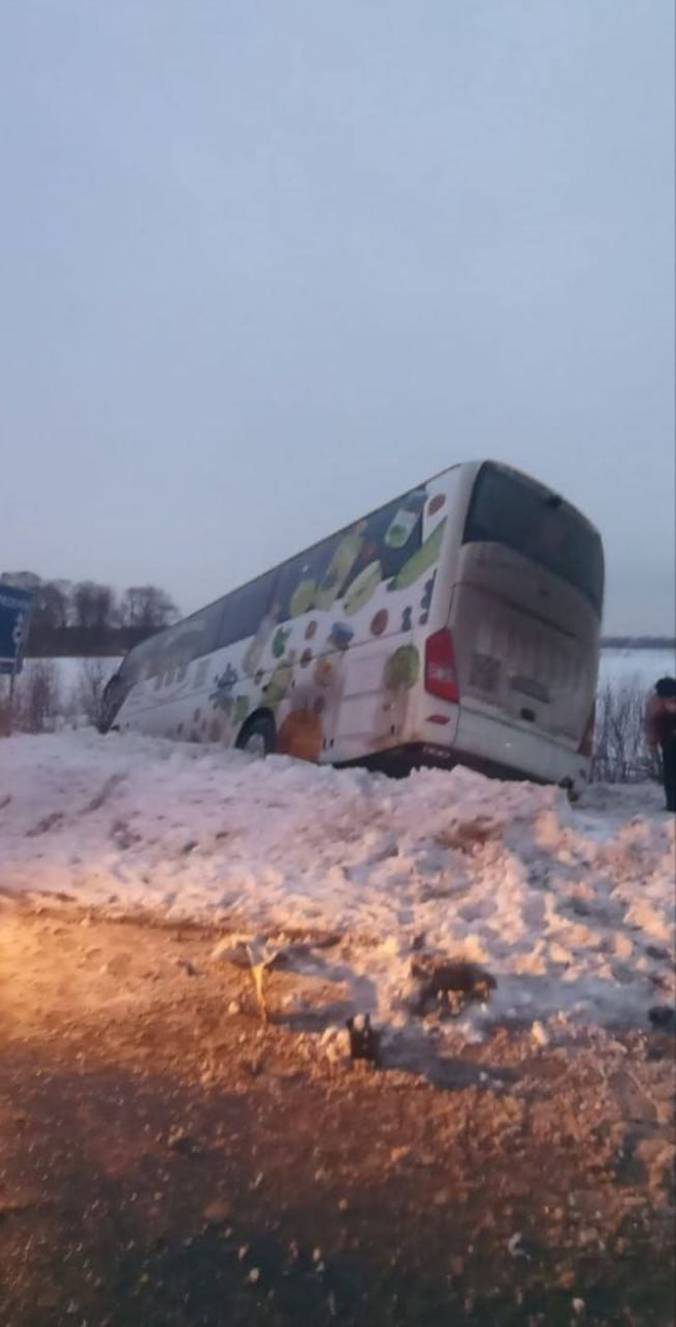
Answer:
xmin=599 ymin=648 xmax=675 ymax=691
xmin=1 ymin=731 xmax=673 ymax=1049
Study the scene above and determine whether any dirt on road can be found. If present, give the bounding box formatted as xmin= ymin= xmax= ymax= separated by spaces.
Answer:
xmin=0 ymin=899 xmax=674 ymax=1326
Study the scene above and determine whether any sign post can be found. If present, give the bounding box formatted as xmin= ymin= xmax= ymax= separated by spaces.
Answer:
xmin=0 ymin=584 xmax=34 ymax=736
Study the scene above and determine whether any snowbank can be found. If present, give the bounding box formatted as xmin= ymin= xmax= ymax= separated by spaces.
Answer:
xmin=1 ymin=732 xmax=673 ymax=1040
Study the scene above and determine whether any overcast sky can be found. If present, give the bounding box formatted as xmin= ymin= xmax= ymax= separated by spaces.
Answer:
xmin=1 ymin=0 xmax=673 ymax=633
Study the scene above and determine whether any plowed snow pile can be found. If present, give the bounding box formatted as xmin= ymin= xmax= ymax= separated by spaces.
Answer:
xmin=1 ymin=732 xmax=673 ymax=1038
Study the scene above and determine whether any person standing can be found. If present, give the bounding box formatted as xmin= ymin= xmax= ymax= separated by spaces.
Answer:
xmin=645 ymin=677 xmax=676 ymax=812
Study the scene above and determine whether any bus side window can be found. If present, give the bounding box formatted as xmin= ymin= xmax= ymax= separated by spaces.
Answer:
xmin=342 ymin=490 xmax=426 ymax=592
xmin=274 ymin=537 xmax=339 ymax=623
xmin=214 ymin=571 xmax=277 ymax=648
xmin=220 ymin=573 xmax=274 ymax=650
xmin=194 ymin=659 xmax=209 ymax=689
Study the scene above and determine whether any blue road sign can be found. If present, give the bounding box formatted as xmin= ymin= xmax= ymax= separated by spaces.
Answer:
xmin=0 ymin=584 xmax=34 ymax=675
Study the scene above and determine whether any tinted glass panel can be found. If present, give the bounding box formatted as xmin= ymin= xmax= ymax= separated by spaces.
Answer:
xmin=120 ymin=480 xmax=434 ymax=680
xmin=341 ymin=488 xmax=426 ymax=595
xmin=273 ymin=488 xmax=427 ymax=623
xmin=464 ymin=466 xmax=604 ymax=613
xmin=124 ymin=601 xmax=225 ymax=680
xmin=274 ymin=538 xmax=340 ymax=622
xmin=119 ymin=635 xmax=160 ymax=684
xmin=217 ymin=571 xmax=277 ymax=647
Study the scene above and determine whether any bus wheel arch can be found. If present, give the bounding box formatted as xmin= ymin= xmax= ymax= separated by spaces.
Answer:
xmin=97 ymin=675 xmax=124 ymax=735
xmin=235 ymin=708 xmax=277 ymax=757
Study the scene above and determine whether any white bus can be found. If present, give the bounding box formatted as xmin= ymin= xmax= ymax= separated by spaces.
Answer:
xmin=99 ymin=460 xmax=604 ymax=789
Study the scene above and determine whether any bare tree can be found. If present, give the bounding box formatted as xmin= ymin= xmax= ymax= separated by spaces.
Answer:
xmin=13 ymin=660 xmax=62 ymax=733
xmin=592 ymin=681 xmax=662 ymax=784
xmin=72 ymin=582 xmax=117 ymax=634
xmin=120 ymin=585 xmax=178 ymax=632
xmin=0 ymin=570 xmax=41 ymax=590
xmin=1 ymin=570 xmax=179 ymax=657
xmin=73 ymin=658 xmax=112 ymax=726
xmin=36 ymin=581 xmax=69 ymax=633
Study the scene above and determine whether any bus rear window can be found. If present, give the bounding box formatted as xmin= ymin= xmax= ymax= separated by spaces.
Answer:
xmin=464 ymin=466 xmax=604 ymax=614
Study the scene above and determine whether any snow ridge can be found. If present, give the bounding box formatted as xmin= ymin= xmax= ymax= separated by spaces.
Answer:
xmin=1 ymin=732 xmax=673 ymax=1035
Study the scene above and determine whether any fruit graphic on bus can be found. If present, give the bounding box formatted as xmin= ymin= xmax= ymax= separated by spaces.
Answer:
xmin=314 ymin=657 xmax=334 ymax=687
xmin=373 ymin=644 xmax=421 ymax=747
xmin=370 ymin=609 xmax=388 ymax=636
xmin=277 ymin=709 xmax=323 ymax=762
xmin=289 ymin=579 xmax=317 ymax=618
xmin=265 ymin=659 xmax=294 ymax=707
xmin=384 ymin=508 xmax=418 ymax=549
xmin=343 ymin=561 xmax=382 ymax=616
xmin=315 ymin=524 xmax=366 ymax=610
xmin=418 ymin=572 xmax=436 ymax=626
xmin=242 ymin=608 xmax=278 ymax=676
xmin=392 ymin=519 xmax=446 ymax=590
xmin=234 ymin=695 xmax=250 ymax=724
xmin=210 ymin=662 xmax=238 ymax=710
xmin=272 ymin=626 xmax=291 ymax=658
xmin=328 ymin=622 xmax=354 ymax=651
xmin=421 ymin=573 xmax=436 ymax=612
xmin=384 ymin=644 xmax=420 ymax=692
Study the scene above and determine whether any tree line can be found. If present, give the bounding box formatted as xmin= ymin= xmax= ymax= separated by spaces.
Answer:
xmin=1 ymin=571 xmax=179 ymax=657
xmin=601 ymin=636 xmax=675 ymax=650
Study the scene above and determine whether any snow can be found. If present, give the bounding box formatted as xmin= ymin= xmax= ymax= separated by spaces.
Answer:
xmin=20 ymin=656 xmax=122 ymax=708
xmin=1 ymin=731 xmax=673 ymax=1046
xmin=22 ymin=656 xmax=122 ymax=686
xmin=598 ymin=648 xmax=675 ymax=691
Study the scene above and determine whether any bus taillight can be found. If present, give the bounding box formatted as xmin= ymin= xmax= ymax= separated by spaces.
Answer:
xmin=578 ymin=702 xmax=596 ymax=757
xmin=425 ymin=629 xmax=460 ymax=704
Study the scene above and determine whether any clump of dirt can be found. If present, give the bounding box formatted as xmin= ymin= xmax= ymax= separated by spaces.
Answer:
xmin=410 ymin=956 xmax=497 ymax=1016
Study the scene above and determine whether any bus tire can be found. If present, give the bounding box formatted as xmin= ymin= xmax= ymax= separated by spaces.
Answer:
xmin=236 ymin=711 xmax=276 ymax=758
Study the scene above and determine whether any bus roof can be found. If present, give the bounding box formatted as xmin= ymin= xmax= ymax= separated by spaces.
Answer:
xmin=122 ymin=456 xmax=601 ymax=660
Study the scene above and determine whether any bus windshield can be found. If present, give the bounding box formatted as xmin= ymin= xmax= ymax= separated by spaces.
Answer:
xmin=464 ymin=464 xmax=604 ymax=614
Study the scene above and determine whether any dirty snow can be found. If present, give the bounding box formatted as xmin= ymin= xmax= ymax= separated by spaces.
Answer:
xmin=0 ymin=732 xmax=673 ymax=1043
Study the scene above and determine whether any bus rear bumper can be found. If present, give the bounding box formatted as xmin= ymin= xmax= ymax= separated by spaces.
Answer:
xmin=340 ymin=713 xmax=590 ymax=788
xmin=340 ymin=742 xmax=587 ymax=787
xmin=451 ymin=705 xmax=589 ymax=787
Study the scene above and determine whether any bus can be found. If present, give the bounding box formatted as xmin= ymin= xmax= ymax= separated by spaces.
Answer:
xmin=98 ymin=460 xmax=604 ymax=789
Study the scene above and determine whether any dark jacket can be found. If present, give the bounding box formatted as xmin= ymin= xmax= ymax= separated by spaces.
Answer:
xmin=645 ymin=696 xmax=676 ymax=747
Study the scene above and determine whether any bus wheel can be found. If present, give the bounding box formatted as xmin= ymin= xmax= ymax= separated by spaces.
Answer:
xmin=236 ymin=712 xmax=276 ymax=758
